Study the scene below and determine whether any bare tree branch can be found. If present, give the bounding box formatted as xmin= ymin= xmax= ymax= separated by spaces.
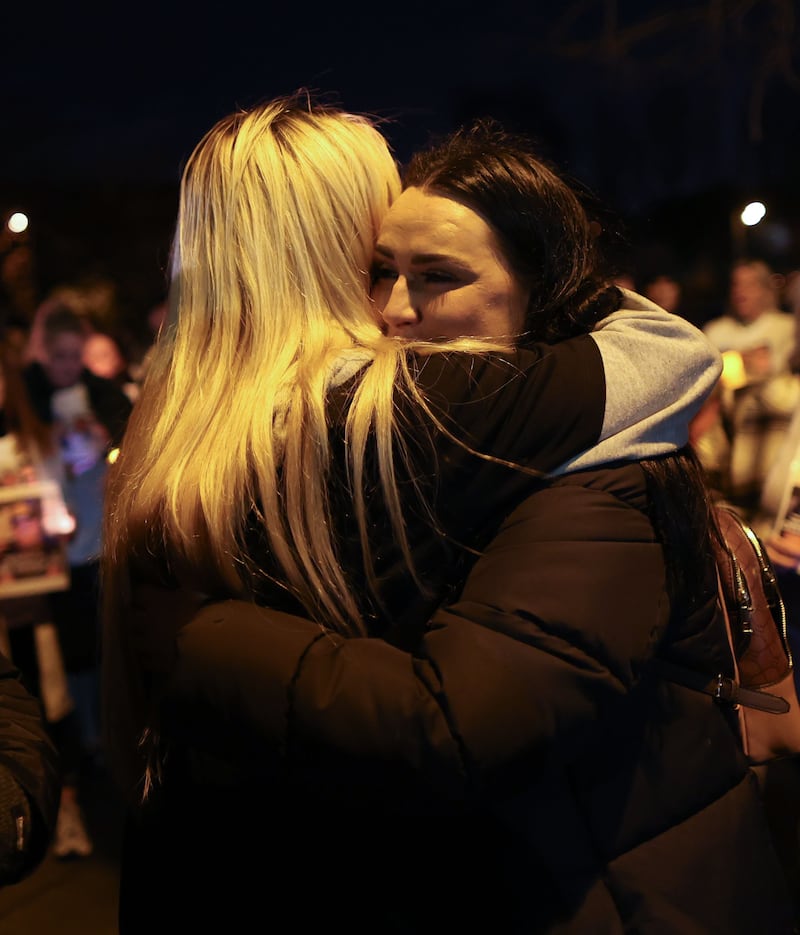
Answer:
xmin=548 ymin=0 xmax=799 ymax=140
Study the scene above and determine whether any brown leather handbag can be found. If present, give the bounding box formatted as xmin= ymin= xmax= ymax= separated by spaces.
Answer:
xmin=662 ymin=505 xmax=800 ymax=765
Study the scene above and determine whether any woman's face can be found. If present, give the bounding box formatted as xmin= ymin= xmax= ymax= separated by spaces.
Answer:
xmin=371 ymin=187 xmax=528 ymax=340
xmin=83 ymin=333 xmax=124 ymax=379
xmin=43 ymin=332 xmax=85 ymax=389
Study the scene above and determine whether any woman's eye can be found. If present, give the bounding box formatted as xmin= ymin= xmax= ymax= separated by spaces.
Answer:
xmin=423 ymin=270 xmax=457 ymax=284
xmin=370 ymin=264 xmax=397 ymax=283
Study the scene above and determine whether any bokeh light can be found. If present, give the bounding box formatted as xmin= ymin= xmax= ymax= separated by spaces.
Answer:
xmin=740 ymin=202 xmax=766 ymax=227
xmin=6 ymin=212 xmax=29 ymax=234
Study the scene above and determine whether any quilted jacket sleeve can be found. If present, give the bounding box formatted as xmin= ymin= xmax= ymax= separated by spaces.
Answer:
xmin=373 ymin=335 xmax=607 ymax=476
xmin=161 ymin=465 xmax=670 ymax=802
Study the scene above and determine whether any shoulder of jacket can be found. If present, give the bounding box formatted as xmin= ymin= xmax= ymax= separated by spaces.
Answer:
xmin=545 ymin=462 xmax=649 ymax=512
xmin=549 ymin=460 xmax=644 ymax=486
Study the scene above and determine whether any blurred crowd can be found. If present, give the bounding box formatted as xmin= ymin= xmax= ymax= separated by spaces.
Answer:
xmin=0 ymin=255 xmax=164 ymax=860
xmin=622 ymin=259 xmax=800 ymax=683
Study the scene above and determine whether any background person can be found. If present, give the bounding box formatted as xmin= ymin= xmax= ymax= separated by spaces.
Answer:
xmin=697 ymin=258 xmax=798 ymax=529
xmin=20 ymin=302 xmax=132 ymax=856
xmin=759 ymin=271 xmax=800 ymax=685
xmin=703 ymin=258 xmax=793 ymax=376
xmin=0 ymin=321 xmax=86 ymax=859
xmin=642 ymin=271 xmax=683 ymax=315
xmin=82 ymin=330 xmax=140 ymax=405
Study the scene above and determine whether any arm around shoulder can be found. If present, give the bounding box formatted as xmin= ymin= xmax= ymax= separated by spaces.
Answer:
xmin=158 ymin=470 xmax=667 ymax=802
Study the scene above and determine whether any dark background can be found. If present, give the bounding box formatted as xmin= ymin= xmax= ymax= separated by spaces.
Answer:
xmin=2 ymin=0 xmax=799 ymax=343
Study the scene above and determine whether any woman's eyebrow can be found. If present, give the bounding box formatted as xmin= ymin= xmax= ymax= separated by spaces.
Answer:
xmin=374 ymin=243 xmax=459 ymax=264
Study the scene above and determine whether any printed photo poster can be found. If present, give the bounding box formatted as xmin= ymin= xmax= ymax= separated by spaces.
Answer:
xmin=0 ymin=480 xmax=70 ymax=598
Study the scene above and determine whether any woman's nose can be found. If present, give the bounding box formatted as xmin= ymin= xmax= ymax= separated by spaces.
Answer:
xmin=380 ymin=278 xmax=420 ymax=330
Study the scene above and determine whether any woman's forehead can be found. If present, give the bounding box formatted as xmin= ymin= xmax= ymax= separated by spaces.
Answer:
xmin=378 ymin=187 xmax=502 ymax=259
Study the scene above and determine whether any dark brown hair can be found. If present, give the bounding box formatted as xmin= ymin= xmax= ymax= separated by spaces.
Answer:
xmin=403 ymin=119 xmax=622 ymax=343
xmin=406 ymin=119 xmax=721 ymax=611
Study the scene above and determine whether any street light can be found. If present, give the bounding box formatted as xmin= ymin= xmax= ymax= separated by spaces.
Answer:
xmin=741 ymin=202 xmax=766 ymax=227
xmin=6 ymin=212 xmax=28 ymax=234
xmin=731 ymin=200 xmax=767 ymax=258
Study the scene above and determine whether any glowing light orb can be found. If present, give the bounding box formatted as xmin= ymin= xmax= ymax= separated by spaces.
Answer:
xmin=7 ymin=212 xmax=28 ymax=234
xmin=740 ymin=202 xmax=766 ymax=227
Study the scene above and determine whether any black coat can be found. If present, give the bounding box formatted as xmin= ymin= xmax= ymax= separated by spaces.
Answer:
xmin=116 ymin=343 xmax=795 ymax=933
xmin=122 ymin=464 xmax=794 ymax=934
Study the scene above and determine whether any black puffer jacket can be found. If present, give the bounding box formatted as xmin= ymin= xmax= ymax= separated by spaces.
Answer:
xmin=0 ymin=651 xmax=60 ymax=886
xmin=120 ymin=462 xmax=795 ymax=933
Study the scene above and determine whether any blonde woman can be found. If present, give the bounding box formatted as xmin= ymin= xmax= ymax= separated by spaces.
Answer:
xmin=102 ymin=98 xmax=737 ymax=932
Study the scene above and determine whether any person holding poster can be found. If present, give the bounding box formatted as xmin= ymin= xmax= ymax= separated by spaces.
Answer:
xmin=0 ymin=320 xmax=93 ymax=858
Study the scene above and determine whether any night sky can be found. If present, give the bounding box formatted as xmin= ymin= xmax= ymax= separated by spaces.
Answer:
xmin=2 ymin=1 xmax=799 ymax=328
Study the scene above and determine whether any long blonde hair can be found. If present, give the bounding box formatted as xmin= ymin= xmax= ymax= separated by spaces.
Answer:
xmin=104 ymin=93 xmax=503 ymax=627
xmin=99 ymin=94 xmax=517 ymax=798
